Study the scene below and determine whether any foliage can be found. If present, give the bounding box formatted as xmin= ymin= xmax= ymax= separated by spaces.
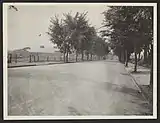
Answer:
xmin=47 ymin=12 xmax=110 ymax=62
xmin=102 ymin=6 xmax=153 ymax=71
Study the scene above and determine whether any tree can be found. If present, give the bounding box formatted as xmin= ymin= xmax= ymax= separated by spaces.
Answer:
xmin=48 ymin=12 xmax=93 ymax=62
xmin=90 ymin=36 xmax=108 ymax=60
xmin=48 ymin=11 xmax=111 ymax=63
xmin=63 ymin=11 xmax=96 ymax=61
xmin=102 ymin=6 xmax=153 ymax=72
xmin=83 ymin=26 xmax=97 ymax=60
xmin=47 ymin=15 xmax=71 ymax=62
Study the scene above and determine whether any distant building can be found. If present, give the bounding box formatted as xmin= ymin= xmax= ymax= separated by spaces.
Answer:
xmin=8 ymin=48 xmax=63 ymax=60
xmin=30 ymin=51 xmax=63 ymax=58
xmin=8 ymin=49 xmax=30 ymax=58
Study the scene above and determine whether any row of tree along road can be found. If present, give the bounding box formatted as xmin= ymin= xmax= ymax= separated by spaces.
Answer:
xmin=47 ymin=6 xmax=153 ymax=88
xmin=101 ymin=6 xmax=153 ymax=88
xmin=47 ymin=11 xmax=110 ymax=63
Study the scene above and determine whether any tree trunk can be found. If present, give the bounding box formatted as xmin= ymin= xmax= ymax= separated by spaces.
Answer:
xmin=76 ymin=51 xmax=78 ymax=62
xmin=66 ymin=54 xmax=68 ymax=63
xmin=98 ymin=56 xmax=100 ymax=60
xmin=123 ymin=49 xmax=126 ymax=64
xmin=150 ymin=44 xmax=153 ymax=88
xmin=91 ymin=54 xmax=93 ymax=61
xmin=148 ymin=50 xmax=151 ymax=65
xmin=119 ymin=51 xmax=121 ymax=62
xmin=138 ymin=52 xmax=141 ymax=61
xmin=134 ymin=49 xmax=137 ymax=72
xmin=126 ymin=52 xmax=130 ymax=67
xmin=66 ymin=51 xmax=68 ymax=63
xmin=63 ymin=52 xmax=66 ymax=62
xmin=87 ymin=53 xmax=89 ymax=61
xmin=125 ymin=50 xmax=128 ymax=67
xmin=120 ymin=51 xmax=124 ymax=63
xmin=81 ymin=50 xmax=84 ymax=61
xmin=144 ymin=46 xmax=147 ymax=63
xmin=150 ymin=57 xmax=153 ymax=88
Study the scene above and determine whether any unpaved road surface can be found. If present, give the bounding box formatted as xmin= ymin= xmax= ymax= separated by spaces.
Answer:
xmin=8 ymin=60 xmax=151 ymax=115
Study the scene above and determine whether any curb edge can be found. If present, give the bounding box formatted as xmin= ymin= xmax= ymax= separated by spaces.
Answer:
xmin=124 ymin=66 xmax=149 ymax=102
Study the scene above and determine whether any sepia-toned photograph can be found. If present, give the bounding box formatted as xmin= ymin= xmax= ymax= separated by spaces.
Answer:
xmin=3 ymin=3 xmax=157 ymax=120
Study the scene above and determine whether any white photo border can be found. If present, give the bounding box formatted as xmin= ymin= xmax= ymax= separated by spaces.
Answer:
xmin=3 ymin=2 xmax=157 ymax=120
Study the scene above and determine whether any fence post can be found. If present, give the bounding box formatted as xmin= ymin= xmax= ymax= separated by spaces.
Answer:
xmin=47 ymin=56 xmax=49 ymax=62
xmin=33 ymin=55 xmax=35 ymax=62
xmin=15 ymin=54 xmax=17 ymax=63
xmin=29 ymin=55 xmax=32 ymax=62
xmin=37 ymin=55 xmax=39 ymax=62
xmin=8 ymin=54 xmax=12 ymax=63
xmin=10 ymin=54 xmax=12 ymax=63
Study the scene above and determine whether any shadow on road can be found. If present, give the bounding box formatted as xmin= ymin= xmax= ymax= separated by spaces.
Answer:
xmin=130 ymin=71 xmax=150 ymax=75
xmin=103 ymin=82 xmax=152 ymax=115
xmin=54 ymin=71 xmax=145 ymax=102
xmin=103 ymin=82 xmax=143 ymax=99
xmin=105 ymin=60 xmax=119 ymax=63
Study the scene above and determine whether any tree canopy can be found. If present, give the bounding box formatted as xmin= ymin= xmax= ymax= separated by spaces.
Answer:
xmin=47 ymin=11 xmax=110 ymax=62
xmin=102 ymin=6 xmax=153 ymax=71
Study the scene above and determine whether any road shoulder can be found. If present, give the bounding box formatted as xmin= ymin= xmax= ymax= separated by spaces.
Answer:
xmin=125 ymin=63 xmax=153 ymax=112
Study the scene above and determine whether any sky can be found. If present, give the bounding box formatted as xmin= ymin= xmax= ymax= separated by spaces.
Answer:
xmin=7 ymin=4 xmax=109 ymax=53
